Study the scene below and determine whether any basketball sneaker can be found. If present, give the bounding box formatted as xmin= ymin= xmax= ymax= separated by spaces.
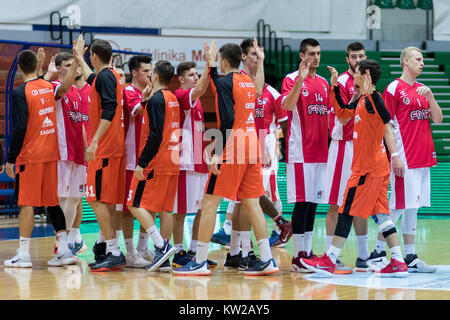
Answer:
xmin=89 ymin=252 xmax=126 ymax=272
xmin=48 ymin=251 xmax=78 ymax=267
xmin=172 ymin=259 xmax=211 ymax=276
xmin=334 ymin=258 xmax=353 ymax=274
xmin=238 ymin=251 xmax=259 ymax=271
xmin=244 ymin=258 xmax=279 ymax=276
xmin=375 ymin=258 xmax=408 ymax=278
xmin=269 ymin=230 xmax=288 ymax=248
xmin=4 ymin=250 xmax=32 ymax=268
xmin=367 ymin=250 xmax=389 ymax=271
xmin=224 ymin=251 xmax=242 ymax=270
xmin=171 ymin=250 xmax=193 ymax=269
xmin=291 ymin=251 xmax=313 ymax=273
xmin=138 ymin=248 xmax=155 ymax=263
xmin=146 ymin=241 xmax=176 ymax=272
xmin=69 ymin=240 xmax=88 ymax=256
xmin=404 ymin=254 xmax=437 ymax=273
xmin=88 ymin=241 xmax=106 ymax=267
xmin=187 ymin=250 xmax=217 ymax=269
xmin=159 ymin=260 xmax=172 ymax=272
xmin=211 ymin=228 xmax=231 ymax=246
xmin=300 ymin=252 xmax=335 ymax=276
xmin=274 ymin=216 xmax=293 ymax=244
xmin=126 ymin=251 xmax=151 ymax=268
xmin=354 ymin=257 xmax=370 ymax=272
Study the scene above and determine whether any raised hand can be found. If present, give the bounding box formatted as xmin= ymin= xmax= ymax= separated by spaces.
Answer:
xmin=298 ymin=59 xmax=310 ymax=83
xmin=47 ymin=55 xmax=57 ymax=74
xmin=203 ymin=40 xmax=210 ymax=63
xmin=253 ymin=38 xmax=265 ymax=62
xmin=207 ymin=40 xmax=218 ymax=67
xmin=36 ymin=47 xmax=45 ymax=76
xmin=360 ymin=70 xmax=372 ymax=95
xmin=142 ymin=76 xmax=153 ymax=102
xmin=327 ymin=65 xmax=338 ymax=87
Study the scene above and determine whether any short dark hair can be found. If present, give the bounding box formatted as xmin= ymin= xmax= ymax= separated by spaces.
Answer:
xmin=219 ymin=43 xmax=242 ymax=69
xmin=17 ymin=50 xmax=37 ymax=74
xmin=240 ymin=38 xmax=261 ymax=55
xmin=90 ymin=39 xmax=112 ymax=64
xmin=154 ymin=60 xmax=174 ymax=85
xmin=128 ymin=55 xmax=152 ymax=74
xmin=177 ymin=61 xmax=196 ymax=77
xmin=357 ymin=59 xmax=381 ymax=85
xmin=55 ymin=51 xmax=74 ymax=67
xmin=346 ymin=42 xmax=366 ymax=57
xmin=300 ymin=38 xmax=320 ymax=54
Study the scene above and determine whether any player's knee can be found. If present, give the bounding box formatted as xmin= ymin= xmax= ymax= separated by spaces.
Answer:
xmin=374 ymin=213 xmax=397 ymax=238
xmin=401 ymin=208 xmax=418 ymax=235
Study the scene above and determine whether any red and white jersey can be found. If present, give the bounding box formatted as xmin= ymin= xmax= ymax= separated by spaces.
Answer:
xmin=52 ymin=79 xmax=85 ymax=165
xmin=330 ymin=71 xmax=356 ymax=141
xmin=260 ymin=84 xmax=287 ymax=133
xmin=78 ymin=82 xmax=90 ymax=134
xmin=123 ymin=84 xmax=143 ymax=170
xmin=383 ymin=78 xmax=437 ymax=169
xmin=174 ymin=87 xmax=208 ymax=173
xmin=281 ymin=71 xmax=330 ymax=163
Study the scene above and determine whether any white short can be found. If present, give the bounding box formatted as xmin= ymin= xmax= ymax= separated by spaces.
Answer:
xmin=286 ymin=162 xmax=327 ymax=204
xmin=324 ymin=140 xmax=353 ymax=206
xmin=173 ymin=170 xmax=208 ymax=214
xmin=262 ymin=132 xmax=280 ymax=202
xmin=389 ymin=167 xmax=431 ymax=210
xmin=58 ymin=161 xmax=86 ymax=198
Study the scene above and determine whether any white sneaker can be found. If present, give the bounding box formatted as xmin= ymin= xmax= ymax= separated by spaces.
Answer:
xmin=4 ymin=250 xmax=32 ymax=268
xmin=126 ymin=251 xmax=151 ymax=268
xmin=48 ymin=251 xmax=78 ymax=267
xmin=138 ymin=248 xmax=155 ymax=263
xmin=405 ymin=254 xmax=437 ymax=273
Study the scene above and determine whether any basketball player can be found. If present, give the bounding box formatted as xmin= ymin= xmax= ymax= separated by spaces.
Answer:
xmin=369 ymin=47 xmax=442 ymax=273
xmin=300 ymin=60 xmax=409 ymax=277
xmin=126 ymin=60 xmax=180 ymax=272
xmin=281 ymin=38 xmax=329 ymax=273
xmin=74 ymin=38 xmax=127 ymax=271
xmin=4 ymin=49 xmax=77 ymax=268
xmin=173 ymin=40 xmax=279 ymax=276
xmin=324 ymin=42 xmax=370 ymax=273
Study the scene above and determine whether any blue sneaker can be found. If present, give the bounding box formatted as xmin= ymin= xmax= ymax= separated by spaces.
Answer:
xmin=269 ymin=230 xmax=280 ymax=247
xmin=244 ymin=258 xmax=279 ymax=276
xmin=146 ymin=241 xmax=177 ymax=272
xmin=172 ymin=259 xmax=211 ymax=276
xmin=211 ymin=228 xmax=230 ymax=246
xmin=69 ymin=240 xmax=88 ymax=256
xmin=171 ymin=250 xmax=193 ymax=269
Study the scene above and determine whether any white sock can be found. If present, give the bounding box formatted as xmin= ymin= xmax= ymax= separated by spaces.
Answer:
xmin=357 ymin=235 xmax=370 ymax=260
xmin=97 ymin=230 xmax=105 ymax=244
xmin=69 ymin=228 xmax=82 ymax=244
xmin=146 ymin=226 xmax=164 ymax=249
xmin=293 ymin=234 xmax=305 ymax=256
xmin=56 ymin=232 xmax=69 ymax=255
xmin=305 ymin=231 xmax=313 ymax=256
xmin=223 ymin=220 xmax=232 ymax=235
xmin=326 ymin=245 xmax=341 ymax=264
xmin=68 ymin=229 xmax=76 ymax=245
xmin=375 ymin=239 xmax=386 ymax=253
xmin=175 ymin=243 xmax=184 ymax=253
xmin=257 ymin=238 xmax=272 ymax=263
xmin=106 ymin=239 xmax=121 ymax=256
xmin=124 ymin=238 xmax=134 ymax=254
xmin=189 ymin=240 xmax=198 ymax=253
xmin=229 ymin=230 xmax=241 ymax=256
xmin=19 ymin=237 xmax=31 ymax=256
xmin=326 ymin=235 xmax=333 ymax=251
xmin=137 ymin=232 xmax=149 ymax=252
xmin=115 ymin=230 xmax=121 ymax=247
xmin=390 ymin=245 xmax=404 ymax=262
xmin=196 ymin=241 xmax=209 ymax=263
xmin=404 ymin=244 xmax=415 ymax=256
xmin=240 ymin=231 xmax=251 ymax=258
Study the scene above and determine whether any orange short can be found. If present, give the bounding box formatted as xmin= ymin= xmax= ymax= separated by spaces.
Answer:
xmin=338 ymin=173 xmax=389 ymax=219
xmin=15 ymin=161 xmax=59 ymax=207
xmin=205 ymin=162 xmax=265 ymax=200
xmin=86 ymin=157 xmax=126 ymax=204
xmin=126 ymin=170 xmax=178 ymax=213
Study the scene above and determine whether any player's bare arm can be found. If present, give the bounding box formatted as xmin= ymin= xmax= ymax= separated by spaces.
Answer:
xmin=384 ymin=123 xmax=405 ymax=178
xmin=253 ymin=38 xmax=265 ymax=98
xmin=43 ymin=55 xmax=57 ymax=81
xmin=73 ymin=34 xmax=94 ymax=80
xmin=416 ymin=86 xmax=443 ymax=124
xmin=282 ymin=59 xmax=310 ymax=111
xmin=36 ymin=47 xmax=45 ymax=77
xmin=55 ymin=36 xmax=83 ymax=99
xmin=191 ymin=41 xmax=211 ymax=102
xmin=86 ymin=119 xmax=111 ymax=162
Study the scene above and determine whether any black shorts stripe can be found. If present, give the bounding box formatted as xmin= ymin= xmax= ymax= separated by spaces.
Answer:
xmin=342 ymin=174 xmax=368 ymax=215
xmin=358 ymin=174 xmax=367 ymax=186
xmin=132 ymin=170 xmax=154 ymax=208
xmin=94 ymin=159 xmax=110 ymax=201
xmin=206 ymin=164 xmax=221 ymax=195
xmin=14 ymin=165 xmax=25 ymax=203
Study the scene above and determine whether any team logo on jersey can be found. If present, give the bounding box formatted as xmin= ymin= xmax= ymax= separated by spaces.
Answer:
xmin=170 ymin=132 xmax=179 ymax=143
xmin=432 ymin=152 xmax=437 ymax=158
xmin=195 ymin=121 xmax=205 ymax=132
xmin=239 ymin=82 xmax=245 ymax=88
xmin=410 ymin=109 xmax=429 ymax=121
xmin=349 ymin=87 xmax=355 ymax=94
xmin=245 ymin=102 xmax=255 ymax=109
xmin=32 ymin=90 xmax=38 ymax=96
xmin=255 ymin=107 xmax=264 ymax=118
xmin=354 ymin=114 xmax=361 ymax=124
xmin=257 ymin=98 xmax=267 ymax=106
xmin=403 ymin=97 xmax=410 ymax=105
xmin=353 ymin=131 xmax=358 ymax=140
xmin=42 ymin=116 xmax=53 ymax=128
xmin=247 ymin=112 xmax=255 ymax=123
xmin=302 ymin=89 xmax=309 ymax=97
xmin=64 ymin=96 xmax=69 ymax=104
xmin=307 ymin=104 xmax=327 ymax=115
xmin=317 ymin=190 xmax=324 ymax=199
xmin=323 ymin=85 xmax=328 ymax=93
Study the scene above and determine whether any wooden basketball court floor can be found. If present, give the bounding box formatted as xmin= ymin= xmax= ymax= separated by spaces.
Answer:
xmin=1 ymin=214 xmax=450 ymax=300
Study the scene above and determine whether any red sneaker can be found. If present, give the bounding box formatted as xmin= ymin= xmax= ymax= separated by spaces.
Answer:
xmin=275 ymin=216 xmax=293 ymax=244
xmin=375 ymin=258 xmax=408 ymax=278
xmin=300 ymin=252 xmax=335 ymax=276
xmin=291 ymin=251 xmax=313 ymax=273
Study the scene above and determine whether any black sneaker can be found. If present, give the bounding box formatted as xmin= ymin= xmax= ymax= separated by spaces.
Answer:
xmin=160 ymin=259 xmax=172 ymax=272
xmin=238 ymin=251 xmax=259 ymax=271
xmin=88 ymin=242 xmax=106 ymax=267
xmin=187 ymin=250 xmax=217 ymax=269
xmin=171 ymin=250 xmax=193 ymax=269
xmin=404 ymin=254 xmax=437 ymax=273
xmin=224 ymin=252 xmax=242 ymax=269
xmin=367 ymin=250 xmax=388 ymax=271
xmin=354 ymin=257 xmax=369 ymax=272
xmin=146 ymin=241 xmax=177 ymax=272
xmin=89 ymin=252 xmax=126 ymax=271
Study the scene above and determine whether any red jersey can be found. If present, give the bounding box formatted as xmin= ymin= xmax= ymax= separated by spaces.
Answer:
xmin=123 ymin=84 xmax=144 ymax=170
xmin=78 ymin=82 xmax=90 ymax=135
xmin=383 ymin=78 xmax=437 ymax=169
xmin=330 ymin=71 xmax=356 ymax=141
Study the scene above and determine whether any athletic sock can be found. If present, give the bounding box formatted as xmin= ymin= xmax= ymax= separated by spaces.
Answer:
xmin=404 ymin=244 xmax=415 ymax=256
xmin=326 ymin=245 xmax=341 ymax=265
xmin=240 ymin=231 xmax=251 ymax=258
xmin=257 ymin=238 xmax=272 ymax=263
xmin=19 ymin=237 xmax=31 ymax=256
xmin=326 ymin=235 xmax=333 ymax=251
xmin=146 ymin=226 xmax=164 ymax=249
xmin=375 ymin=239 xmax=386 ymax=253
xmin=357 ymin=235 xmax=370 ymax=260
xmin=293 ymin=233 xmax=305 ymax=257
xmin=189 ymin=240 xmax=198 ymax=253
xmin=305 ymin=231 xmax=313 ymax=256
xmin=229 ymin=230 xmax=241 ymax=256
xmin=196 ymin=241 xmax=209 ymax=263
xmin=223 ymin=220 xmax=232 ymax=235
xmin=68 ymin=229 xmax=76 ymax=245
xmin=115 ymin=230 xmax=121 ymax=248
xmin=124 ymin=238 xmax=134 ymax=254
xmin=137 ymin=232 xmax=149 ymax=252
xmin=106 ymin=239 xmax=121 ymax=256
xmin=97 ymin=230 xmax=105 ymax=244
xmin=390 ymin=245 xmax=404 ymax=263
xmin=56 ymin=232 xmax=69 ymax=255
